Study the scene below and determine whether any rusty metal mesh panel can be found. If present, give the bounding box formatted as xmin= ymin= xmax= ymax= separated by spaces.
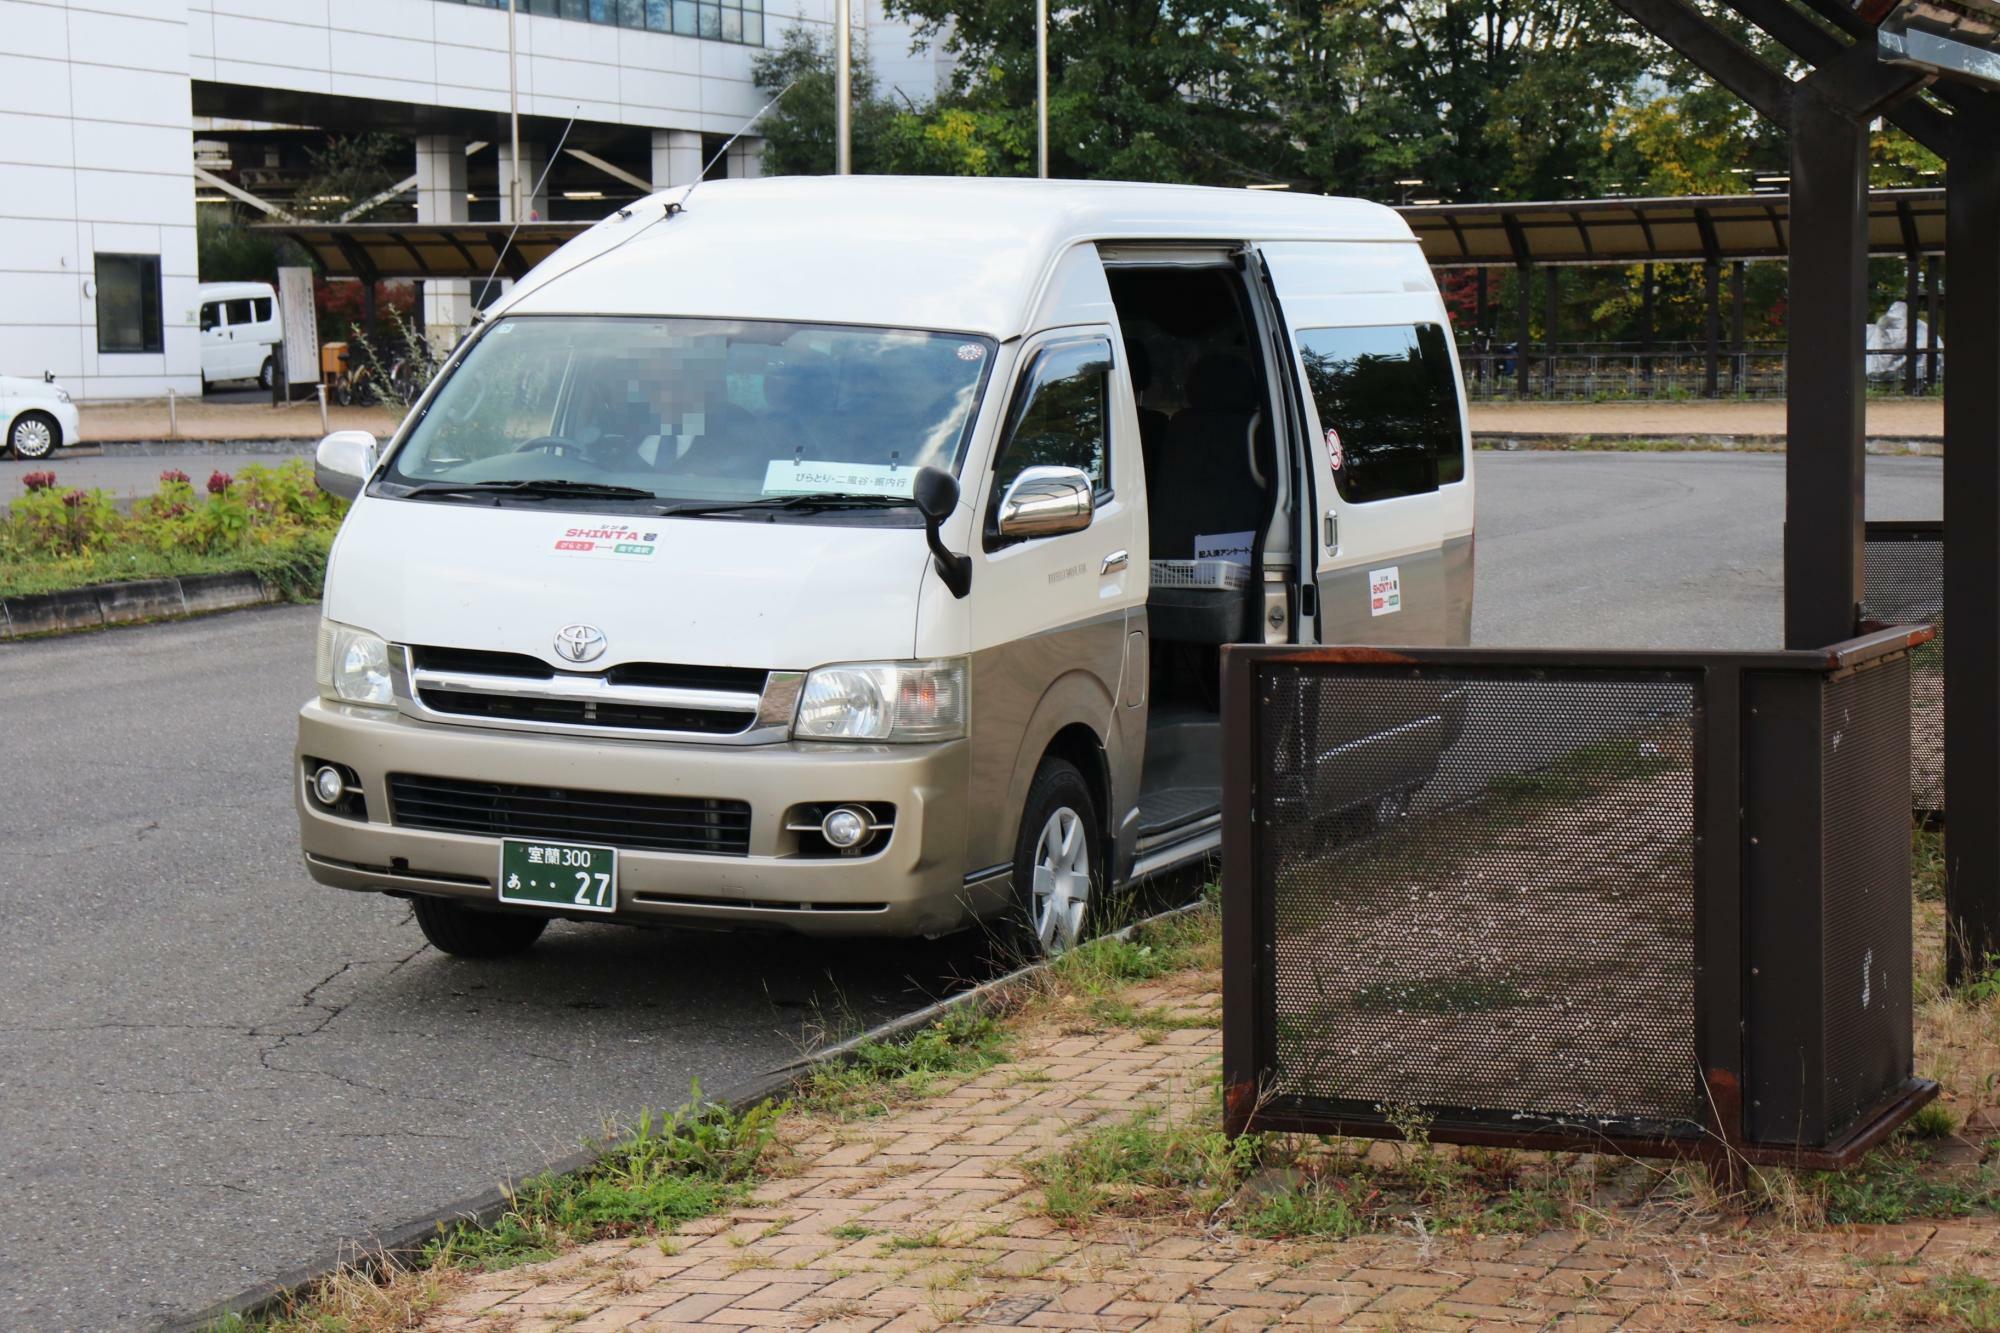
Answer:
xmin=1820 ymin=657 xmax=1917 ymax=1139
xmin=1254 ymin=664 xmax=1703 ymax=1132
xmin=1862 ymin=528 xmax=1944 ymax=813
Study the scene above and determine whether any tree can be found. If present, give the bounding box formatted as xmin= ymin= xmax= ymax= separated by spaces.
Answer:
xmin=290 ymin=133 xmax=406 ymax=221
xmin=751 ymin=26 xmax=905 ymax=175
xmin=885 ymin=0 xmax=1282 ymax=183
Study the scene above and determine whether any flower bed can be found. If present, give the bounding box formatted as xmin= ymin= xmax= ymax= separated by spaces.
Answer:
xmin=0 ymin=461 xmax=346 ymax=601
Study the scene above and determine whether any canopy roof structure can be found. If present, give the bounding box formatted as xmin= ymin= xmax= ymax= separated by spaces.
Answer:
xmin=266 ymin=221 xmax=589 ymax=283
xmin=1401 ymin=187 xmax=1946 ymax=267
xmin=261 ymin=186 xmax=1948 ymax=282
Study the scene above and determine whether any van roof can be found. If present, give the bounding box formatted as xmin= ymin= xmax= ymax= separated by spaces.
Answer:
xmin=198 ymin=281 xmax=276 ymax=299
xmin=499 ymin=177 xmax=1417 ymax=339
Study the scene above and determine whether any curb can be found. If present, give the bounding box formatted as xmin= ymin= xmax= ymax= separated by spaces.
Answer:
xmin=65 ymin=439 xmax=321 ymax=457
xmin=1472 ymin=431 xmax=1943 ymax=455
xmin=0 ymin=572 xmax=277 ymax=640
xmin=162 ymin=900 xmax=1205 ymax=1332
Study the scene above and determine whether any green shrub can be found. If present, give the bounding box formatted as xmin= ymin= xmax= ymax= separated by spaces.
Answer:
xmin=0 ymin=460 xmax=347 ymax=601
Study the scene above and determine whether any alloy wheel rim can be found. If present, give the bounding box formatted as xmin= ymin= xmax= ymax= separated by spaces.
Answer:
xmin=1031 ymin=805 xmax=1090 ymax=955
xmin=14 ymin=419 xmax=52 ymax=458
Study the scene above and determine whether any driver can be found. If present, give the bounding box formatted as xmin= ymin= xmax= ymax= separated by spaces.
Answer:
xmin=635 ymin=342 xmax=755 ymax=472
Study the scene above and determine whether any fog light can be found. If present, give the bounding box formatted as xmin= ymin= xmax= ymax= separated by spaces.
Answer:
xmin=313 ymin=765 xmax=347 ymax=807
xmin=820 ymin=806 xmax=872 ymax=849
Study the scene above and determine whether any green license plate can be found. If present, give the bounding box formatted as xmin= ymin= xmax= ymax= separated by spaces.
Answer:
xmin=499 ymin=838 xmax=618 ymax=913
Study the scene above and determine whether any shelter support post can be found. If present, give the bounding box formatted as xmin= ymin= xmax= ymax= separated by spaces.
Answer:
xmin=1641 ymin=263 xmax=1657 ymax=393
xmin=1783 ymin=86 xmax=1871 ymax=651
xmin=1905 ymin=254 xmax=1923 ymax=394
xmin=1731 ymin=261 xmax=1748 ymax=395
xmin=1945 ymin=93 xmax=2000 ymax=986
xmin=1544 ymin=267 xmax=1560 ymax=397
xmin=1706 ymin=259 xmax=1723 ymax=397
xmin=1926 ymin=256 xmax=1943 ymax=389
xmin=1516 ymin=262 xmax=1532 ymax=398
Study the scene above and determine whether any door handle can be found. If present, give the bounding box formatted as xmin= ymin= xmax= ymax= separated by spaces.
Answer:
xmin=1100 ymin=550 xmax=1129 ymax=575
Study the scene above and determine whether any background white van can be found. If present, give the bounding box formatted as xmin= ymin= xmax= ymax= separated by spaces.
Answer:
xmin=197 ymin=281 xmax=283 ymax=389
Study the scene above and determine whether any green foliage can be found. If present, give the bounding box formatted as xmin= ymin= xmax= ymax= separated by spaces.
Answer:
xmin=290 ymin=133 xmax=407 ymax=221
xmin=197 ymin=206 xmax=311 ymax=284
xmin=425 ymin=1085 xmax=782 ymax=1272
xmin=800 ymin=1009 xmax=1009 ymax=1117
xmin=0 ymin=460 xmax=347 ymax=600
xmin=1235 ymin=1176 xmax=1371 ymax=1239
xmin=1026 ymin=1106 xmax=1263 ymax=1226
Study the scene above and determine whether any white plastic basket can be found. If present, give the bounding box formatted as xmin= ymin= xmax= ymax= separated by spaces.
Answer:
xmin=1151 ymin=558 xmax=1252 ymax=591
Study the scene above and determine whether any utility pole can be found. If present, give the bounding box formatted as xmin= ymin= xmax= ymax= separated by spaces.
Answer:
xmin=507 ymin=0 xmax=522 ymax=221
xmin=835 ymin=0 xmax=852 ymax=175
xmin=1036 ymin=0 xmax=1049 ymax=177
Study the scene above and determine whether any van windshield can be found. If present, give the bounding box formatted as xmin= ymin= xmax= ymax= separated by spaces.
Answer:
xmin=380 ymin=316 xmax=995 ymax=511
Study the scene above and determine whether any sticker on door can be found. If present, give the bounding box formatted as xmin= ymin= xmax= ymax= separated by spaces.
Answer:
xmin=1369 ymin=566 xmax=1402 ymax=616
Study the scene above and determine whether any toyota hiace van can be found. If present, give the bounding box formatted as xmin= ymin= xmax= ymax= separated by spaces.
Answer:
xmin=297 ymin=177 xmax=1474 ymax=960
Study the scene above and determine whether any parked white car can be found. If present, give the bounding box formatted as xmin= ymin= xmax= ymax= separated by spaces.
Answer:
xmin=2 ymin=372 xmax=80 ymax=460
xmin=198 ymin=280 xmax=284 ymax=389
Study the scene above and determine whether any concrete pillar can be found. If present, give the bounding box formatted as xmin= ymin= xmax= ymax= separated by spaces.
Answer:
xmin=497 ymin=140 xmax=547 ymax=222
xmin=651 ymin=129 xmax=704 ymax=189
xmin=415 ymin=135 xmax=471 ymax=346
xmin=726 ymin=135 xmax=764 ymax=180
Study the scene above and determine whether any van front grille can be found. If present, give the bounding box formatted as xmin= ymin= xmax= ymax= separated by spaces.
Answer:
xmin=387 ymin=774 xmax=752 ymax=856
xmin=414 ymin=688 xmax=756 ymax=735
xmin=408 ymin=645 xmax=767 ymax=694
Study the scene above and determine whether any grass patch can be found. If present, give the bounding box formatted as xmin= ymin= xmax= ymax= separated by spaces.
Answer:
xmin=798 ymin=1009 xmax=1009 ymax=1118
xmin=1484 ymin=735 xmax=1676 ymax=807
xmin=1025 ymin=1105 xmax=1260 ymax=1227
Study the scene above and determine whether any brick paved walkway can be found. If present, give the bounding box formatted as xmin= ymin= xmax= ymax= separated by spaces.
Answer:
xmin=422 ymin=972 xmax=1999 ymax=1331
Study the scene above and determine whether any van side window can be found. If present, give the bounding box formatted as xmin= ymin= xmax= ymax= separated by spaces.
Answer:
xmin=253 ymin=297 xmax=273 ymax=322
xmin=991 ymin=339 xmax=1111 ymax=508
xmin=1296 ymin=322 xmax=1463 ymax=504
xmin=225 ymin=298 xmax=254 ymax=325
xmin=199 ymin=303 xmax=219 ymax=333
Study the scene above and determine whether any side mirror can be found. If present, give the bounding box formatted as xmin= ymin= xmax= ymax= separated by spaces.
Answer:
xmin=912 ymin=465 xmax=971 ymax=599
xmin=314 ymin=430 xmax=378 ymax=502
xmin=995 ymin=465 xmax=1093 ymax=540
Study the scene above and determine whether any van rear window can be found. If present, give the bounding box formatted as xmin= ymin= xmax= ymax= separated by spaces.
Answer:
xmin=1295 ymin=323 xmax=1464 ymax=505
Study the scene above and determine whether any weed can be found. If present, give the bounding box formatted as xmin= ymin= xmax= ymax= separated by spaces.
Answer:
xmin=422 ymin=1084 xmax=780 ymax=1272
xmin=828 ymin=1223 xmax=877 ymax=1240
xmin=1026 ymin=1106 xmax=1261 ymax=1227
xmin=1909 ymin=1103 xmax=1961 ymax=1140
xmin=1236 ymin=1177 xmax=1372 ymax=1239
xmin=800 ymin=1010 xmax=1008 ymax=1117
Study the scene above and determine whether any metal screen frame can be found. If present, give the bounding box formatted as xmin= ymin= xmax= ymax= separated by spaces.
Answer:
xmin=1222 ymin=629 xmax=1937 ymax=1172
xmin=1862 ymin=520 xmax=1946 ymax=818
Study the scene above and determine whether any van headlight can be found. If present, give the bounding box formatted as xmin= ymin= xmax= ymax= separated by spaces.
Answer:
xmin=315 ymin=619 xmax=395 ymax=708
xmin=794 ymin=659 xmax=967 ymax=742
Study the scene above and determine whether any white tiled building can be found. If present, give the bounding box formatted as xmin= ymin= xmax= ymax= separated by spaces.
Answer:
xmin=1 ymin=0 xmax=942 ymax=402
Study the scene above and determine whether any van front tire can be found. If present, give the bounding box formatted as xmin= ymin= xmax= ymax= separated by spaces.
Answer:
xmin=412 ymin=896 xmax=548 ymax=958
xmin=1006 ymin=758 xmax=1101 ymax=961
xmin=258 ymin=356 xmax=274 ymax=390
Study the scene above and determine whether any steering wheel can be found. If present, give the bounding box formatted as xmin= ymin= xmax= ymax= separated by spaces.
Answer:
xmin=511 ymin=435 xmax=598 ymax=465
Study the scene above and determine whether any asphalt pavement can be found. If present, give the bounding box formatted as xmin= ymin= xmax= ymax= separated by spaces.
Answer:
xmin=0 ymin=450 xmax=1944 ymax=1330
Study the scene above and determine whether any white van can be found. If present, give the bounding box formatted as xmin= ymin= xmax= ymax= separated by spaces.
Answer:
xmin=197 ymin=281 xmax=283 ymax=389
xmin=297 ymin=178 xmax=1474 ymax=960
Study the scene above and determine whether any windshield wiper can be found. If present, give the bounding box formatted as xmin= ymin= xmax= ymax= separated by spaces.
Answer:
xmin=400 ymin=479 xmax=660 ymax=503
xmin=661 ymin=492 xmax=915 ymax=519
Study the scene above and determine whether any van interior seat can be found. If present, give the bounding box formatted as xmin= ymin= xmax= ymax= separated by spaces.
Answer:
xmin=1148 ymin=352 xmax=1265 ymax=560
xmin=1145 ymin=352 xmax=1268 ymax=645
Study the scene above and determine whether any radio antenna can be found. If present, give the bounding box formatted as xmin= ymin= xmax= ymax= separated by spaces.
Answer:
xmin=474 ymin=108 xmax=580 ymax=312
xmin=673 ymin=78 xmax=797 ymax=215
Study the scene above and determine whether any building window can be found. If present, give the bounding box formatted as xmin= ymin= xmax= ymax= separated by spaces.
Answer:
xmin=445 ymin=0 xmax=762 ymax=44
xmin=96 ymin=254 xmax=163 ymax=355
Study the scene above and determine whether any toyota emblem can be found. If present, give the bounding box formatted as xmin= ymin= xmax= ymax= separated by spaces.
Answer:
xmin=554 ymin=624 xmax=607 ymax=664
